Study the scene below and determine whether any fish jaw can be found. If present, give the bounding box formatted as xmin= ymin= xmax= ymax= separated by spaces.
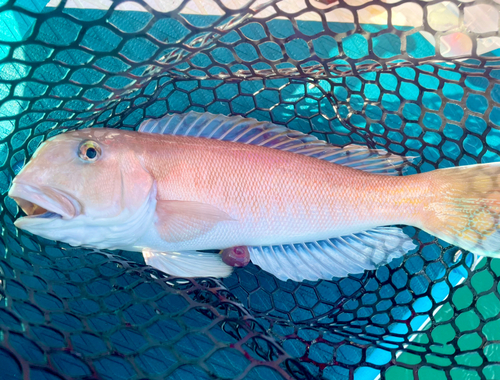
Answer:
xmin=8 ymin=179 xmax=158 ymax=252
xmin=9 ymin=182 xmax=82 ymax=228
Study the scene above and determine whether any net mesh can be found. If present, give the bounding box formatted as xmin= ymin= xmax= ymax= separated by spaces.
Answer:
xmin=0 ymin=0 xmax=500 ymax=379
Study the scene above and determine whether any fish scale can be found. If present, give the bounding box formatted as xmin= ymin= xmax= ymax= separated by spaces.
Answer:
xmin=142 ymin=134 xmax=415 ymax=246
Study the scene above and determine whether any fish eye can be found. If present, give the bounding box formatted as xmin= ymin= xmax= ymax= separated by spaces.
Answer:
xmin=78 ymin=140 xmax=101 ymax=162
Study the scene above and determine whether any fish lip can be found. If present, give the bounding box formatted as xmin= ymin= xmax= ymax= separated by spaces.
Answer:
xmin=8 ymin=181 xmax=82 ymax=222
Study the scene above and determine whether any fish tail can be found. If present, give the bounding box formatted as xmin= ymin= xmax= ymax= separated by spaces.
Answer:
xmin=420 ymin=162 xmax=500 ymax=257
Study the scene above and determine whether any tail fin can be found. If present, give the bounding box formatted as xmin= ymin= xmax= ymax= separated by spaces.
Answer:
xmin=421 ymin=162 xmax=500 ymax=257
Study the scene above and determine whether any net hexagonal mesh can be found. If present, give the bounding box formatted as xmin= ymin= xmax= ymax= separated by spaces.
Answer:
xmin=0 ymin=0 xmax=499 ymax=379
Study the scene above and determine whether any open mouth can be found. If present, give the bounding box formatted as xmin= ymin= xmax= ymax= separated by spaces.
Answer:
xmin=11 ymin=197 xmax=63 ymax=219
xmin=8 ymin=182 xmax=81 ymax=221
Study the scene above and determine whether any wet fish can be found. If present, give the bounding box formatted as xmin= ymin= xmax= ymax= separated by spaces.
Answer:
xmin=8 ymin=112 xmax=500 ymax=281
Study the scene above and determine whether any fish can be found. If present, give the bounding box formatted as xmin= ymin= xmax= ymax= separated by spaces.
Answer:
xmin=8 ymin=111 xmax=500 ymax=282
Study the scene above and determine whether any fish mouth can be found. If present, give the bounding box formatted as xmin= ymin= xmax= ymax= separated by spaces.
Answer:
xmin=8 ymin=182 xmax=82 ymax=223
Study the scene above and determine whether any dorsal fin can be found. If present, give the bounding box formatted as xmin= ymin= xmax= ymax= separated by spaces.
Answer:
xmin=139 ymin=111 xmax=416 ymax=175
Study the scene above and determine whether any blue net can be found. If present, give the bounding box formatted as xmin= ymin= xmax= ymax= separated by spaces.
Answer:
xmin=1 ymin=0 xmax=500 ymax=379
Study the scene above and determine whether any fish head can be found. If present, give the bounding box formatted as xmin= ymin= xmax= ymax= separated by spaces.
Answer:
xmin=8 ymin=128 xmax=155 ymax=248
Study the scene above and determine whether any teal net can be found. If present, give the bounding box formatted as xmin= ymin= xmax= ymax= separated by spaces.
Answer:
xmin=1 ymin=0 xmax=500 ymax=379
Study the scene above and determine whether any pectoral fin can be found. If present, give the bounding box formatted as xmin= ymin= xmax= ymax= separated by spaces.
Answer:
xmin=155 ymin=200 xmax=235 ymax=243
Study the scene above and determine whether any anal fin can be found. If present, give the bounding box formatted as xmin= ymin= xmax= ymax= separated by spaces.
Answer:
xmin=249 ymin=227 xmax=417 ymax=282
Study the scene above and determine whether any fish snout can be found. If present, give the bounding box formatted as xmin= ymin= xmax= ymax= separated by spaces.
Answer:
xmin=8 ymin=181 xmax=82 ymax=221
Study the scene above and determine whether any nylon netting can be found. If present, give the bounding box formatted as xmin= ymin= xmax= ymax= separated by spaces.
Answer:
xmin=0 ymin=0 xmax=500 ymax=379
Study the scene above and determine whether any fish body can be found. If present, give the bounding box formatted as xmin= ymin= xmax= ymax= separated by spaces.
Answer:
xmin=8 ymin=112 xmax=500 ymax=281
xmin=133 ymin=133 xmax=419 ymax=250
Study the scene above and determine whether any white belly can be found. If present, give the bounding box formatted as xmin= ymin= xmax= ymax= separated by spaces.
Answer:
xmin=127 ymin=215 xmax=380 ymax=253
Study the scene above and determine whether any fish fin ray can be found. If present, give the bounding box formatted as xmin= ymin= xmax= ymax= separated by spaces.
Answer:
xmin=422 ymin=162 xmax=500 ymax=257
xmin=139 ymin=111 xmax=416 ymax=175
xmin=155 ymin=200 xmax=235 ymax=243
xmin=249 ymin=227 xmax=417 ymax=282
xmin=143 ymin=250 xmax=233 ymax=278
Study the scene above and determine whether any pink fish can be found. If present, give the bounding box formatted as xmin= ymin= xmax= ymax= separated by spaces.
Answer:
xmin=8 ymin=112 xmax=500 ymax=281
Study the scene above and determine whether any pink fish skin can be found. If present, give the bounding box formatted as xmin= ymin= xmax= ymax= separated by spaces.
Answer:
xmin=7 ymin=124 xmax=500 ymax=281
xmin=139 ymin=133 xmax=423 ymax=247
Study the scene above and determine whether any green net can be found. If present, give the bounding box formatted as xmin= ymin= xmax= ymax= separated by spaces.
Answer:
xmin=1 ymin=0 xmax=500 ymax=379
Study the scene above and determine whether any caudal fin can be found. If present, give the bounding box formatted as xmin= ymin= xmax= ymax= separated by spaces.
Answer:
xmin=421 ymin=162 xmax=500 ymax=257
